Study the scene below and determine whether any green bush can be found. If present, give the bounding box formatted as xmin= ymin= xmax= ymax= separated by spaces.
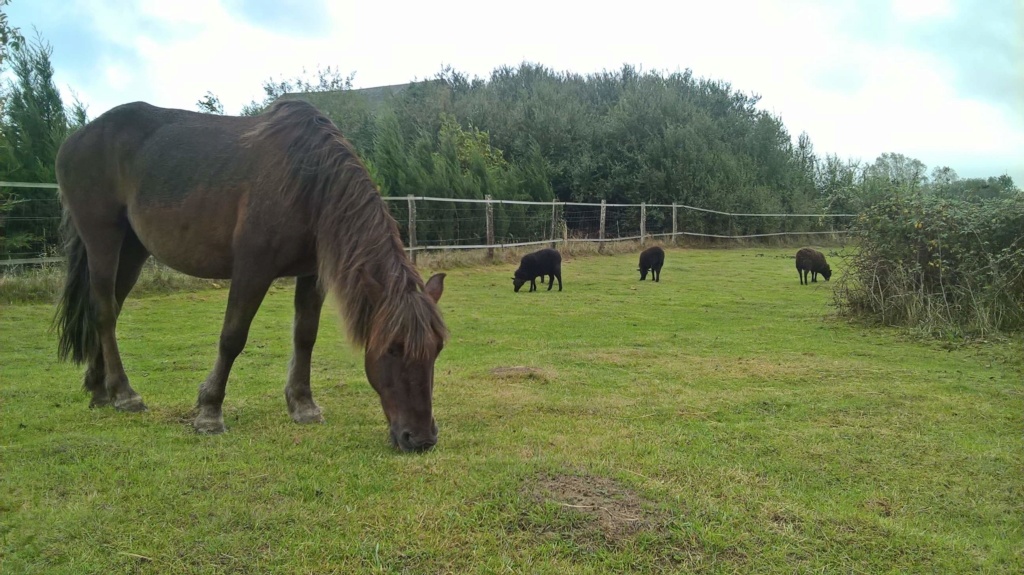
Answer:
xmin=835 ymin=193 xmax=1024 ymax=337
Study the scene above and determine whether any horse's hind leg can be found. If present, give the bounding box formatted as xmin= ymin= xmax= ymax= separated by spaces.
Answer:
xmin=285 ymin=274 xmax=325 ymax=424
xmin=194 ymin=271 xmax=274 ymax=433
xmin=81 ymin=223 xmax=147 ymax=411
xmin=84 ymin=232 xmax=150 ymax=407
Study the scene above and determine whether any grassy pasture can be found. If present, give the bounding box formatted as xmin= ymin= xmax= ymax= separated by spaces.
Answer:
xmin=1 ymin=246 xmax=1021 ymax=574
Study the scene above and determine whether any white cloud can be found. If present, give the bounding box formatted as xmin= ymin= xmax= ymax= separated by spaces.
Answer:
xmin=137 ymin=0 xmax=214 ymax=25
xmin=101 ymin=63 xmax=133 ymax=92
xmin=891 ymin=0 xmax=955 ymax=22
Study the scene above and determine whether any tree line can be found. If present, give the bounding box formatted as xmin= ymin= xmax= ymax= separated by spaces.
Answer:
xmin=1 ymin=10 xmax=1020 ymax=260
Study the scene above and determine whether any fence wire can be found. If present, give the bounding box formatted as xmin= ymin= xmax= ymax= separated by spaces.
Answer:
xmin=2 ymin=183 xmax=855 ymax=266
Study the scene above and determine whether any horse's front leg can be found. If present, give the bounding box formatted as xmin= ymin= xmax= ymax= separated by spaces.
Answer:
xmin=194 ymin=272 xmax=274 ymax=434
xmin=285 ymin=274 xmax=325 ymax=424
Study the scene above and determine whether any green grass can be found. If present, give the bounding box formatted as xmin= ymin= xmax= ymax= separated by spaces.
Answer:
xmin=0 ymin=259 xmax=226 ymax=305
xmin=1 ymin=247 xmax=1021 ymax=574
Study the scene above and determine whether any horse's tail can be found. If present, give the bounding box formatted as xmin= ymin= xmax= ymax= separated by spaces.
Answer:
xmin=53 ymin=209 xmax=99 ymax=365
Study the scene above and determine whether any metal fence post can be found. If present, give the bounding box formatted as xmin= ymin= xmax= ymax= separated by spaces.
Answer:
xmin=599 ymin=199 xmax=606 ymax=253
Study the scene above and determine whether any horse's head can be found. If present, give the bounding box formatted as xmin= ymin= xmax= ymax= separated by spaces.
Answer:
xmin=822 ymin=266 xmax=832 ymax=281
xmin=364 ymin=273 xmax=446 ymax=453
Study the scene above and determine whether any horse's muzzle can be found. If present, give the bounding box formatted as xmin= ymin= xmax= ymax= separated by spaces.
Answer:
xmin=390 ymin=421 xmax=438 ymax=453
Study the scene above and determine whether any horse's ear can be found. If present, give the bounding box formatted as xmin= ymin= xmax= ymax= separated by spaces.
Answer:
xmin=359 ymin=267 xmax=385 ymax=303
xmin=424 ymin=273 xmax=445 ymax=303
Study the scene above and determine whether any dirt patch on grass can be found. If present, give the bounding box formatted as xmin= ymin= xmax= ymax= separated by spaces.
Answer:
xmin=489 ymin=366 xmax=555 ymax=383
xmin=575 ymin=350 xmax=817 ymax=381
xmin=763 ymin=503 xmax=805 ymax=535
xmin=684 ymin=355 xmax=816 ymax=380
xmin=575 ymin=349 xmax=658 ymax=368
xmin=515 ymin=471 xmax=713 ymax=569
xmin=527 ymin=472 xmax=652 ymax=540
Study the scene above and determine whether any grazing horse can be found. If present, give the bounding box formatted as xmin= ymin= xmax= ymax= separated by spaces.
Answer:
xmin=53 ymin=100 xmax=448 ymax=452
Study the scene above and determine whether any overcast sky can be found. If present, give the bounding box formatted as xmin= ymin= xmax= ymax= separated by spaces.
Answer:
xmin=8 ymin=0 xmax=1023 ymax=184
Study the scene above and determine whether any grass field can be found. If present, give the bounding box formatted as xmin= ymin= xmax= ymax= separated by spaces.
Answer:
xmin=1 ymin=246 xmax=1021 ymax=574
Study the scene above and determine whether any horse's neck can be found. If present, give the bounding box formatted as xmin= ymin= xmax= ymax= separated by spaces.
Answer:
xmin=316 ymin=199 xmax=413 ymax=297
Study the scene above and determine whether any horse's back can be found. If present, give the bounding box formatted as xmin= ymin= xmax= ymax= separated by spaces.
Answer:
xmin=57 ymin=102 xmax=159 ymax=193
xmin=55 ymin=103 xmax=304 ymax=279
xmin=57 ymin=103 xmax=258 ymax=199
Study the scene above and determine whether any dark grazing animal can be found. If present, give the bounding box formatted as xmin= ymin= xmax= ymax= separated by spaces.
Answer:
xmin=796 ymin=247 xmax=832 ymax=285
xmin=513 ymin=248 xmax=562 ymax=292
xmin=53 ymin=100 xmax=448 ymax=452
xmin=638 ymin=246 xmax=665 ymax=281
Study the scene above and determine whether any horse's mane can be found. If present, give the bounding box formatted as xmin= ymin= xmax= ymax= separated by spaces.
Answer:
xmin=242 ymin=99 xmax=447 ymax=360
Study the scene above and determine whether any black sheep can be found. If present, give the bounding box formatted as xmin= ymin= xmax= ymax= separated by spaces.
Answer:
xmin=638 ymin=246 xmax=665 ymax=282
xmin=513 ymin=248 xmax=562 ymax=292
xmin=796 ymin=248 xmax=831 ymax=285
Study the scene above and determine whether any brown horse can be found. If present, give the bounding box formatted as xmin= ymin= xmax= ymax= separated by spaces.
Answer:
xmin=53 ymin=100 xmax=448 ymax=452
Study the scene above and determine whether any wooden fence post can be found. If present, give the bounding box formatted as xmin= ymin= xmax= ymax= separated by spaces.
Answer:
xmin=672 ymin=202 xmax=678 ymax=246
xmin=485 ymin=194 xmax=494 ymax=259
xmin=640 ymin=202 xmax=646 ymax=246
xmin=550 ymin=200 xmax=558 ymax=249
xmin=599 ymin=199 xmax=606 ymax=253
xmin=407 ymin=194 xmax=417 ymax=264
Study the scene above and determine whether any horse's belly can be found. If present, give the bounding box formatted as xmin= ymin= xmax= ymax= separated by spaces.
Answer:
xmin=128 ymin=205 xmax=236 ymax=279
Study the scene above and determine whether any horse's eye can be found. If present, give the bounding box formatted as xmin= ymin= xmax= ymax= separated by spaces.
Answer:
xmin=387 ymin=342 xmax=405 ymax=356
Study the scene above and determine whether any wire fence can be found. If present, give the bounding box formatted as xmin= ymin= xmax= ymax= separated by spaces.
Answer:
xmin=1 ymin=182 xmax=856 ymax=268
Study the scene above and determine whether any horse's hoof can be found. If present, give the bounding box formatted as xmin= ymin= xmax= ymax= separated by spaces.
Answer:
xmin=192 ymin=411 xmax=225 ymax=433
xmin=291 ymin=407 xmax=324 ymax=425
xmin=114 ymin=396 xmax=148 ymax=412
xmin=194 ymin=417 xmax=226 ymax=434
